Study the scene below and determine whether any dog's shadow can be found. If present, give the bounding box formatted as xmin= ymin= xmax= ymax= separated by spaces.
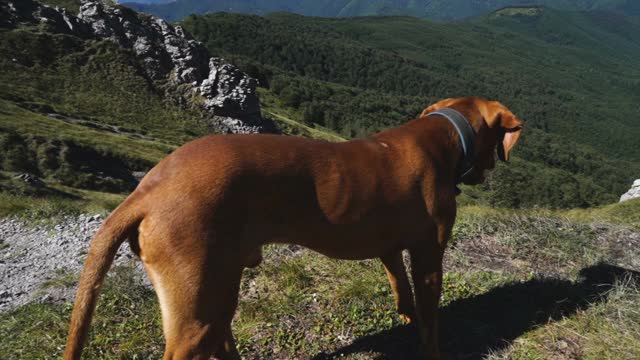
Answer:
xmin=312 ymin=263 xmax=639 ymax=360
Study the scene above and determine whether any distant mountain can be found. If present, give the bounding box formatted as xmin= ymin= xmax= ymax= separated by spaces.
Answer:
xmin=122 ymin=0 xmax=640 ymax=22
xmin=122 ymin=0 xmax=174 ymax=4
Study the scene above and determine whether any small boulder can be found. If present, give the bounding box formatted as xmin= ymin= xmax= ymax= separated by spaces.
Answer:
xmin=14 ymin=173 xmax=45 ymax=188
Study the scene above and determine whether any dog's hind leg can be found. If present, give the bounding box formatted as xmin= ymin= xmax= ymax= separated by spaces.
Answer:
xmin=381 ymin=251 xmax=415 ymax=323
xmin=142 ymin=235 xmax=245 ymax=360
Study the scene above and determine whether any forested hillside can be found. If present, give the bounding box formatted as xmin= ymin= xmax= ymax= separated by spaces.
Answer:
xmin=3 ymin=0 xmax=639 ymax=211
xmin=181 ymin=8 xmax=640 ymax=208
xmin=123 ymin=0 xmax=640 ymax=22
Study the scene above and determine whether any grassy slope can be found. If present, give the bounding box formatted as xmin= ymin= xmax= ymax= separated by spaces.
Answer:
xmin=0 ymin=28 xmax=208 ymax=144
xmin=258 ymin=88 xmax=346 ymax=142
xmin=0 ymin=100 xmax=175 ymax=217
xmin=1 ymin=200 xmax=639 ymax=358
xmin=0 ymin=22 xmax=211 ymax=216
xmin=0 ymin=100 xmax=174 ymax=165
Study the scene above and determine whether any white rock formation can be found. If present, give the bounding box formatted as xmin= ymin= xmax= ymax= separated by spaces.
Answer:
xmin=620 ymin=179 xmax=640 ymax=202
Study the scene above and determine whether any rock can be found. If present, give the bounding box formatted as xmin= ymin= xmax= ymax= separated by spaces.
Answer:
xmin=13 ymin=173 xmax=45 ymax=188
xmin=620 ymin=179 xmax=640 ymax=202
xmin=3 ymin=0 xmax=277 ymax=134
xmin=199 ymin=57 xmax=266 ymax=133
xmin=75 ymin=0 xmax=274 ymax=133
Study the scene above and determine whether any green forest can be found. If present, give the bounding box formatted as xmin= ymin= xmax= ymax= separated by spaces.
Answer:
xmin=181 ymin=9 xmax=640 ymax=208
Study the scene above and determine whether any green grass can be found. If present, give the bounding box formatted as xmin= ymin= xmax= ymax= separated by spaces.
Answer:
xmin=0 ymin=184 xmax=125 ymax=219
xmin=565 ymin=197 xmax=640 ymax=229
xmin=452 ymin=205 xmax=639 ymax=276
xmin=1 ymin=204 xmax=638 ymax=358
xmin=0 ymin=100 xmax=175 ymax=165
xmin=0 ymin=250 xmax=519 ymax=359
xmin=235 ymin=251 xmax=398 ymax=356
xmin=491 ymin=6 xmax=545 ymax=18
xmin=0 ymin=265 xmax=163 ymax=359
xmin=489 ymin=276 xmax=640 ymax=360
xmin=0 ymin=97 xmax=170 ymax=218
xmin=40 ymin=268 xmax=80 ymax=290
xmin=38 ymin=0 xmax=82 ymax=14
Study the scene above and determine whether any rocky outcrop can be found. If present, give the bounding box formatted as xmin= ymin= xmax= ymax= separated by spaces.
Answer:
xmin=199 ymin=58 xmax=267 ymax=133
xmin=620 ymin=179 xmax=640 ymax=203
xmin=1 ymin=0 xmax=275 ymax=134
xmin=0 ymin=0 xmax=90 ymax=34
xmin=77 ymin=2 xmax=210 ymax=83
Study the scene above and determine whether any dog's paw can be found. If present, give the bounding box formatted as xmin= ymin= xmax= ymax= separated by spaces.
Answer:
xmin=398 ymin=312 xmax=414 ymax=324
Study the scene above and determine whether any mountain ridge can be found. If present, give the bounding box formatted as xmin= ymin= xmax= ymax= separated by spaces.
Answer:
xmin=121 ymin=0 xmax=640 ymax=22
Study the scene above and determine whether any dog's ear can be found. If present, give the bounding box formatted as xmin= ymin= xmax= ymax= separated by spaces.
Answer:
xmin=480 ymin=101 xmax=523 ymax=161
xmin=496 ymin=111 xmax=523 ymax=162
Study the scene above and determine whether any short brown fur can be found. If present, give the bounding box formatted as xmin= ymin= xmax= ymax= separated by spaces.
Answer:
xmin=64 ymin=97 xmax=523 ymax=359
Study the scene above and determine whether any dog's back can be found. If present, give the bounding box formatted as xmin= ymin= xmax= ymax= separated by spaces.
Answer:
xmin=135 ymin=133 xmax=427 ymax=258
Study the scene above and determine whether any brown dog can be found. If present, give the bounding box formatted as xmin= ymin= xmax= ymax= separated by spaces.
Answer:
xmin=64 ymin=97 xmax=523 ymax=359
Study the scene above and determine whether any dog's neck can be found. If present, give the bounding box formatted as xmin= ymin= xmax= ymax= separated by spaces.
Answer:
xmin=374 ymin=115 xmax=469 ymax=188
xmin=424 ymin=108 xmax=476 ymax=182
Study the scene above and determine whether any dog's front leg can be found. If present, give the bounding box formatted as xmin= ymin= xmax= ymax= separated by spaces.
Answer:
xmin=409 ymin=220 xmax=452 ymax=360
xmin=381 ymin=251 xmax=414 ymax=323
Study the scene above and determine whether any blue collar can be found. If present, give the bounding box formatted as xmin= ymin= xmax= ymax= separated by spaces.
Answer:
xmin=427 ymin=108 xmax=476 ymax=183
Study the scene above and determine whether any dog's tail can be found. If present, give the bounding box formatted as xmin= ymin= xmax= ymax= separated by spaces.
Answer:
xmin=64 ymin=194 xmax=144 ymax=360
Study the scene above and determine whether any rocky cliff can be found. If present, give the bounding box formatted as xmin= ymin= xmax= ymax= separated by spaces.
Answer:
xmin=1 ymin=0 xmax=276 ymax=134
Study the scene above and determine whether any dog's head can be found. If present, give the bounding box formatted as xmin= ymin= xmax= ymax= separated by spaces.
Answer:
xmin=420 ymin=97 xmax=523 ymax=185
